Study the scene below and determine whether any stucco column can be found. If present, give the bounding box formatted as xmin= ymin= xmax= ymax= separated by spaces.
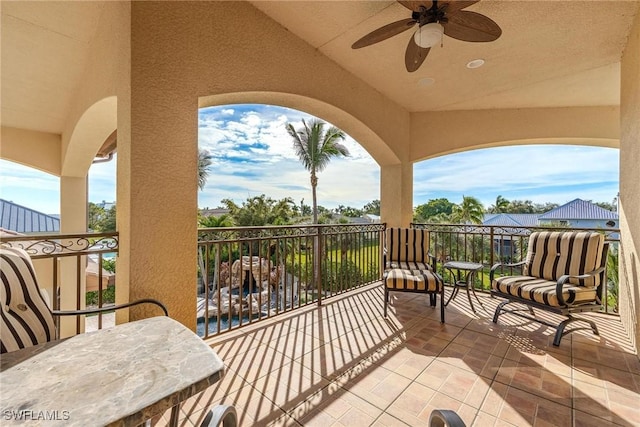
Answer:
xmin=380 ymin=163 xmax=413 ymax=228
xmin=619 ymin=11 xmax=640 ymax=356
xmin=59 ymin=176 xmax=88 ymax=337
xmin=117 ymin=97 xmax=197 ymax=330
xmin=117 ymin=5 xmax=198 ymax=330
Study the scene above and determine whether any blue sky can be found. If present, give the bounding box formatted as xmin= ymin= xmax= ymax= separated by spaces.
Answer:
xmin=0 ymin=104 xmax=619 ymax=215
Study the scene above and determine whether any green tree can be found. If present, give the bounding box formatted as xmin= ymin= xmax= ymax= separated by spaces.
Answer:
xmin=488 ymin=195 xmax=510 ymax=213
xmin=88 ymin=202 xmax=106 ymax=231
xmin=363 ymin=200 xmax=380 ymax=215
xmin=286 ymin=119 xmax=350 ymax=224
xmin=199 ymin=214 xmax=233 ymax=228
xmin=414 ymin=198 xmax=455 ymax=222
xmin=222 ymin=195 xmax=295 ymax=226
xmin=533 ymin=202 xmax=559 ymax=213
xmin=101 ymin=206 xmax=117 ymax=232
xmin=340 ymin=206 xmax=363 ymax=217
xmin=451 ymin=196 xmax=484 ymax=224
xmin=505 ymin=199 xmax=536 ymax=214
xmin=198 ymin=149 xmax=213 ymax=191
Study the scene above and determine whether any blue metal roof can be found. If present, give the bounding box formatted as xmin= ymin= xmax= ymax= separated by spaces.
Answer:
xmin=0 ymin=199 xmax=60 ymax=234
xmin=483 ymin=213 xmax=540 ymax=227
xmin=538 ymin=198 xmax=618 ymax=220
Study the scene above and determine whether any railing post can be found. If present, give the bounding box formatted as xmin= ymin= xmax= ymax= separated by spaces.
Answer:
xmin=315 ymin=226 xmax=323 ymax=307
xmin=489 ymin=226 xmax=495 ymax=268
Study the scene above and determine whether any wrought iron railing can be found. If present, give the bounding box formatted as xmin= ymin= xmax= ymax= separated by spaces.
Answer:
xmin=196 ymin=223 xmax=385 ymax=338
xmin=411 ymin=223 xmax=620 ymax=314
xmin=0 ymin=232 xmax=119 ymax=334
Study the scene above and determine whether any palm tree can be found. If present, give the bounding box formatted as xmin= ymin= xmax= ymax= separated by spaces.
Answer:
xmin=198 ymin=149 xmax=213 ymax=191
xmin=198 ymin=214 xmax=234 ymax=292
xmin=451 ymin=196 xmax=485 ymax=224
xmin=286 ymin=119 xmax=350 ymax=224
xmin=489 ymin=195 xmax=509 ymax=213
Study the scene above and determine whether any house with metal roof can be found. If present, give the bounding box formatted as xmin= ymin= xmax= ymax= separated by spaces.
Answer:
xmin=482 ymin=199 xmax=618 ymax=229
xmin=0 ymin=199 xmax=60 ymax=234
xmin=538 ymin=198 xmax=619 ymax=229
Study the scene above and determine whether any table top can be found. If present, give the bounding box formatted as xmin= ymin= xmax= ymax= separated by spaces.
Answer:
xmin=0 ymin=316 xmax=224 ymax=427
xmin=443 ymin=261 xmax=484 ymax=271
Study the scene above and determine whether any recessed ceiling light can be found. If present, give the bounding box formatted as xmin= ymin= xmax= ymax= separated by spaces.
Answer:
xmin=418 ymin=77 xmax=435 ymax=87
xmin=466 ymin=59 xmax=485 ymax=69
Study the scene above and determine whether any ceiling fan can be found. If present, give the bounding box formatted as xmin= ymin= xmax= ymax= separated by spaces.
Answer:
xmin=352 ymin=1 xmax=502 ymax=72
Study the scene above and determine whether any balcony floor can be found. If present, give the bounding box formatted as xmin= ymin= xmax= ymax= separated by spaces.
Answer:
xmin=153 ymin=283 xmax=639 ymax=426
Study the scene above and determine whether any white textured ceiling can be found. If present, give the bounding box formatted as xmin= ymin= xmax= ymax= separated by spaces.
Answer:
xmin=252 ymin=0 xmax=640 ymax=112
xmin=1 ymin=1 xmax=638 ymax=137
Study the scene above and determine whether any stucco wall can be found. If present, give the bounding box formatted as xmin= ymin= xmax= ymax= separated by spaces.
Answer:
xmin=619 ymin=11 xmax=640 ymax=355
xmin=410 ymin=106 xmax=619 ymax=161
xmin=125 ymin=1 xmax=422 ymax=327
xmin=0 ymin=127 xmax=61 ymax=175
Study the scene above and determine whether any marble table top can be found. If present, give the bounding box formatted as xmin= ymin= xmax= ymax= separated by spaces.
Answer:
xmin=1 ymin=316 xmax=224 ymax=426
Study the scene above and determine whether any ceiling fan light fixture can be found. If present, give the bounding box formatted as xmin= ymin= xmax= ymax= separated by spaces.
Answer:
xmin=413 ymin=22 xmax=444 ymax=48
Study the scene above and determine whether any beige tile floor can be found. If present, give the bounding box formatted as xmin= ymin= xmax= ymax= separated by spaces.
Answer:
xmin=152 ymin=283 xmax=640 ymax=426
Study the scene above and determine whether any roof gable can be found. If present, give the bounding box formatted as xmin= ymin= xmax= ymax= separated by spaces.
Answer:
xmin=538 ymin=198 xmax=618 ymax=220
xmin=0 ymin=199 xmax=60 ymax=234
xmin=483 ymin=213 xmax=540 ymax=227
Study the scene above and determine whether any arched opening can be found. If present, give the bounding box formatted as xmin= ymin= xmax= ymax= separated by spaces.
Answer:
xmin=413 ymin=144 xmax=619 ymax=214
xmin=197 ymin=104 xmax=380 ymax=220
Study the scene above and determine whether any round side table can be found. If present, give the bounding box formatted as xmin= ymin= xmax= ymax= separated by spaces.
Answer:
xmin=443 ymin=261 xmax=484 ymax=313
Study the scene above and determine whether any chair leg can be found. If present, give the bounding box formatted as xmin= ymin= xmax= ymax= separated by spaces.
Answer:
xmin=492 ymin=300 xmax=511 ymax=324
xmin=384 ymin=288 xmax=389 ymax=318
xmin=553 ymin=315 xmax=600 ymax=347
xmin=440 ymin=288 xmax=445 ymax=323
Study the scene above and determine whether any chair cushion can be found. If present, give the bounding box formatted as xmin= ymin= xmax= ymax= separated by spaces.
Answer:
xmin=385 ymin=269 xmax=442 ymax=292
xmin=386 ymin=261 xmax=433 ymax=271
xmin=1 ymin=247 xmax=56 ymax=353
xmin=524 ymin=231 xmax=604 ymax=288
xmin=385 ymin=228 xmax=431 ymax=266
xmin=492 ymin=275 xmax=598 ymax=307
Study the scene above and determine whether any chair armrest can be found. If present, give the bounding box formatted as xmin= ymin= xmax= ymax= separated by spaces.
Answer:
xmin=489 ymin=260 xmax=526 ymax=282
xmin=429 ymin=409 xmax=466 ymax=427
xmin=52 ymin=298 xmax=168 ymax=317
xmin=555 ymin=266 xmax=607 ymax=306
xmin=429 ymin=253 xmax=437 ymax=271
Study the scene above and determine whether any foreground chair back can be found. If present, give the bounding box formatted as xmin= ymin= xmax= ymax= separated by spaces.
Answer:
xmin=490 ymin=231 xmax=608 ymax=346
xmin=1 ymin=247 xmax=167 ymax=353
xmin=383 ymin=228 xmax=445 ymax=322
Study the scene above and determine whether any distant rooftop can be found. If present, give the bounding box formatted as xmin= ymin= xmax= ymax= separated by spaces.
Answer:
xmin=200 ymin=208 xmax=231 ymax=217
xmin=483 ymin=213 xmax=540 ymax=227
xmin=482 ymin=198 xmax=617 ymax=227
xmin=538 ymin=198 xmax=618 ymax=220
xmin=0 ymin=199 xmax=60 ymax=234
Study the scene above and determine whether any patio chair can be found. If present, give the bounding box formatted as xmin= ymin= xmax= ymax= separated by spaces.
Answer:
xmin=383 ymin=227 xmax=445 ymax=322
xmin=490 ymin=231 xmax=609 ymax=346
xmin=0 ymin=246 xmax=167 ymax=354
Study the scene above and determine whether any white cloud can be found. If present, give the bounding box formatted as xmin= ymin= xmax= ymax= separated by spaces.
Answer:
xmin=0 ymin=106 xmax=620 ymax=216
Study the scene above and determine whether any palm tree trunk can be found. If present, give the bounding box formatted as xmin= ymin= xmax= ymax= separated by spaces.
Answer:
xmin=311 ymin=172 xmax=318 ymax=224
xmin=310 ymin=171 xmax=321 ymax=301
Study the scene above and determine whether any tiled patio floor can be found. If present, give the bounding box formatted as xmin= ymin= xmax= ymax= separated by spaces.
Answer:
xmin=153 ymin=283 xmax=639 ymax=426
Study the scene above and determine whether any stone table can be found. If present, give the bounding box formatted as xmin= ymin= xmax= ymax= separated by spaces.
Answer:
xmin=1 ymin=316 xmax=224 ymax=426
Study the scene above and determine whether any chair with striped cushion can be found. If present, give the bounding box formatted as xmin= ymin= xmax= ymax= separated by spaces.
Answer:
xmin=1 ymin=247 xmax=167 ymax=354
xmin=383 ymin=228 xmax=445 ymax=322
xmin=490 ymin=231 xmax=609 ymax=346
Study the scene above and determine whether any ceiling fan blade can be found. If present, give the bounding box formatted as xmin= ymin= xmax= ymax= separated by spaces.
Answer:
xmin=440 ymin=1 xmax=479 ymax=13
xmin=352 ymin=18 xmax=417 ymax=49
xmin=405 ymin=36 xmax=430 ymax=72
xmin=398 ymin=1 xmax=433 ymax=12
xmin=443 ymin=10 xmax=502 ymax=42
